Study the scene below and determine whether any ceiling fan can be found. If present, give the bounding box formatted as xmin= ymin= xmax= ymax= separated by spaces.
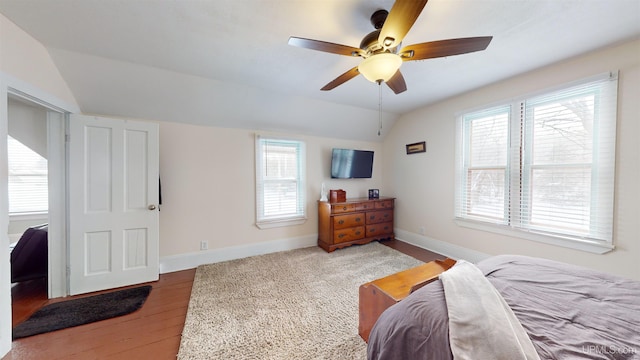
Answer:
xmin=288 ymin=0 xmax=493 ymax=94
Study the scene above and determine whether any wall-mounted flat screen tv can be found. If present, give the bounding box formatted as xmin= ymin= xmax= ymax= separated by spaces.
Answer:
xmin=331 ymin=148 xmax=374 ymax=179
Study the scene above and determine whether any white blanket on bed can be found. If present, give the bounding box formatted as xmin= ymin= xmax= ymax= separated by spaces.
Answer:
xmin=440 ymin=260 xmax=540 ymax=360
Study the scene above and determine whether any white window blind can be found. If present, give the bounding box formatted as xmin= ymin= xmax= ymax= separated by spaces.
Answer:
xmin=458 ymin=106 xmax=510 ymax=223
xmin=255 ymin=136 xmax=306 ymax=228
xmin=7 ymin=136 xmax=48 ymax=215
xmin=456 ymin=72 xmax=617 ymax=248
xmin=517 ymin=76 xmax=617 ymax=241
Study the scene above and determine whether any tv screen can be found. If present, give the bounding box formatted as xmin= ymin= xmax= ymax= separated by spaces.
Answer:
xmin=331 ymin=148 xmax=374 ymax=179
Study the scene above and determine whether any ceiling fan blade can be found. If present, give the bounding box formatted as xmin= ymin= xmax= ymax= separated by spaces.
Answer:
xmin=321 ymin=67 xmax=360 ymax=91
xmin=378 ymin=0 xmax=429 ymax=50
xmin=386 ymin=70 xmax=407 ymax=94
xmin=288 ymin=37 xmax=364 ymax=57
xmin=399 ymin=36 xmax=493 ymax=61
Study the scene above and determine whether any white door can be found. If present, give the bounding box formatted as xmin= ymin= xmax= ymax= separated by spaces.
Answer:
xmin=69 ymin=114 xmax=159 ymax=295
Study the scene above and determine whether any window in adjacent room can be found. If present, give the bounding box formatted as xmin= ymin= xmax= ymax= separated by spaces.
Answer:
xmin=455 ymin=72 xmax=618 ymax=253
xmin=7 ymin=136 xmax=48 ymax=215
xmin=255 ymin=135 xmax=306 ymax=228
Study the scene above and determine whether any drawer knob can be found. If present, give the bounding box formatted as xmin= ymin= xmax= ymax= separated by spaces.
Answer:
xmin=356 ymin=217 xmax=361 ymax=222
xmin=338 ymin=220 xmax=344 ymax=225
xmin=355 ymin=231 xmax=361 ymax=235
xmin=338 ymin=234 xmax=345 ymax=238
xmin=343 ymin=206 xmax=347 ymax=210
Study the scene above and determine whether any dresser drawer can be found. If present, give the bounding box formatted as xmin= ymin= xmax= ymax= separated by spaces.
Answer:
xmin=332 ymin=203 xmax=356 ymax=213
xmin=374 ymin=200 xmax=394 ymax=209
xmin=366 ymin=222 xmax=393 ymax=237
xmin=355 ymin=202 xmax=375 ymax=211
xmin=333 ymin=213 xmax=365 ymax=230
xmin=334 ymin=226 xmax=365 ymax=243
xmin=367 ymin=210 xmax=393 ymax=224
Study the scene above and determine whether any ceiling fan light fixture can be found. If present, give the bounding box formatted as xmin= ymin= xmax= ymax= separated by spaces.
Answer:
xmin=358 ymin=53 xmax=402 ymax=83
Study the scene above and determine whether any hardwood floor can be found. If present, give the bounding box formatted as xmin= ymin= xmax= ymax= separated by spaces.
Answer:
xmin=379 ymin=239 xmax=445 ymax=263
xmin=4 ymin=240 xmax=443 ymax=360
xmin=5 ymin=270 xmax=196 ymax=360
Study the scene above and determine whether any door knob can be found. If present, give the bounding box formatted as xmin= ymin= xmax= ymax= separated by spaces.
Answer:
xmin=148 ymin=204 xmax=157 ymax=210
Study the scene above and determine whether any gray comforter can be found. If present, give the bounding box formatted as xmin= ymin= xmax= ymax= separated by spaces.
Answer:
xmin=367 ymin=255 xmax=640 ymax=360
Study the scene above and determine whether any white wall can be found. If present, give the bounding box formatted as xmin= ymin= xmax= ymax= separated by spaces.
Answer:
xmin=384 ymin=39 xmax=640 ymax=280
xmin=0 ymin=15 xmax=77 ymax=107
xmin=158 ymin=121 xmax=384 ymax=267
xmin=8 ymin=97 xmax=48 ymax=157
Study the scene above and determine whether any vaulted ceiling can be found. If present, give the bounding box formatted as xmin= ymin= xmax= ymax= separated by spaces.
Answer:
xmin=1 ymin=0 xmax=639 ymax=142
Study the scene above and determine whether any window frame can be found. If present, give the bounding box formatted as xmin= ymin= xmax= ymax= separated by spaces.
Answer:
xmin=459 ymin=105 xmax=511 ymax=224
xmin=455 ymin=72 xmax=618 ymax=254
xmin=255 ymin=135 xmax=307 ymax=229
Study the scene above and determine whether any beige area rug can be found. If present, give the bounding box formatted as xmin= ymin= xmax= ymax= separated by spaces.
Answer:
xmin=177 ymin=242 xmax=424 ymax=360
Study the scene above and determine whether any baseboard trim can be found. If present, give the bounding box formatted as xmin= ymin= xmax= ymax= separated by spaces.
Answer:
xmin=394 ymin=229 xmax=490 ymax=263
xmin=159 ymin=235 xmax=317 ymax=274
xmin=160 ymin=231 xmax=492 ymax=274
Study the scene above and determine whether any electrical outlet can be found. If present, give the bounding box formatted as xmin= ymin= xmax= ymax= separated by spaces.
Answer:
xmin=200 ymin=241 xmax=208 ymax=251
xmin=419 ymin=227 xmax=425 ymax=235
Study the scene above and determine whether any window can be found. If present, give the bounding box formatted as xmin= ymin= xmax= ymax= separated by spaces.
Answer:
xmin=255 ymin=136 xmax=306 ymax=228
xmin=460 ymin=105 xmax=510 ymax=222
xmin=7 ymin=136 xmax=48 ymax=215
xmin=455 ymin=73 xmax=618 ymax=252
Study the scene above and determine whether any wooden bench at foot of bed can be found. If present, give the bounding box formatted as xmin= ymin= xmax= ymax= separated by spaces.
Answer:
xmin=358 ymin=258 xmax=456 ymax=342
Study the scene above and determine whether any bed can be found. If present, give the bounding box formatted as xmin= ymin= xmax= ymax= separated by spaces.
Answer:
xmin=10 ymin=224 xmax=48 ymax=283
xmin=367 ymin=255 xmax=640 ymax=360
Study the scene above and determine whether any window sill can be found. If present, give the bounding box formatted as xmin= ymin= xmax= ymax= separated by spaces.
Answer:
xmin=9 ymin=212 xmax=48 ymax=222
xmin=454 ymin=218 xmax=614 ymax=254
xmin=256 ymin=217 xmax=307 ymax=229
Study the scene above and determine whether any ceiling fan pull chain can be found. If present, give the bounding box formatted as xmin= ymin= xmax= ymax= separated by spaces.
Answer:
xmin=378 ymin=81 xmax=382 ymax=136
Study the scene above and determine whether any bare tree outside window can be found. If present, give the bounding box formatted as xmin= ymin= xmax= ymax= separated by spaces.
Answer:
xmin=526 ymin=94 xmax=595 ymax=233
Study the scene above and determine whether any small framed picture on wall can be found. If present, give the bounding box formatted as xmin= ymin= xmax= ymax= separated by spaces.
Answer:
xmin=406 ymin=141 xmax=426 ymax=154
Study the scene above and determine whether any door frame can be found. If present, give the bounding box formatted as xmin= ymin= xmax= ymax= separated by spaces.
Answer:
xmin=6 ymin=86 xmax=70 ymax=299
xmin=1 ymin=72 xmax=78 ymax=356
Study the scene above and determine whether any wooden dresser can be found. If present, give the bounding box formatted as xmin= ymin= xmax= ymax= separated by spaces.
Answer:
xmin=317 ymin=197 xmax=395 ymax=252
